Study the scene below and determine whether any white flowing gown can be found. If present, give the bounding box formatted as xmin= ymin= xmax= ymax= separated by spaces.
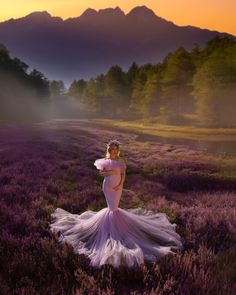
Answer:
xmin=49 ymin=158 xmax=184 ymax=268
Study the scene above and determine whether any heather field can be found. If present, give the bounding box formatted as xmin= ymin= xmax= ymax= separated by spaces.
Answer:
xmin=0 ymin=120 xmax=236 ymax=295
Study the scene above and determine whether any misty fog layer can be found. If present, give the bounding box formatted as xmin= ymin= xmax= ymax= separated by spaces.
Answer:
xmin=0 ymin=44 xmax=89 ymax=124
xmin=0 ymin=36 xmax=236 ymax=127
xmin=68 ymin=36 xmax=236 ymax=127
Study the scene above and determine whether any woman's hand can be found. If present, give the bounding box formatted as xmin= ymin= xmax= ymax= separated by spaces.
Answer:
xmin=113 ymin=184 xmax=122 ymax=191
xmin=99 ymin=170 xmax=114 ymax=177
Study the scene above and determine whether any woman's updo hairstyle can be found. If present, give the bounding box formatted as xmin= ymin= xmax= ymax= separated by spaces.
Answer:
xmin=105 ymin=139 xmax=121 ymax=159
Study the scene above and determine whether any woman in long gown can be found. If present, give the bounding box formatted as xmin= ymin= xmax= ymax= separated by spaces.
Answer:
xmin=49 ymin=139 xmax=184 ymax=268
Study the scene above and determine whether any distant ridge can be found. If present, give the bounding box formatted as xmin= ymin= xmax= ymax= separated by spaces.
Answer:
xmin=0 ymin=6 xmax=233 ymax=84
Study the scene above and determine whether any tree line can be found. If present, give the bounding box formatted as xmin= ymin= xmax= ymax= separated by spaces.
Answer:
xmin=69 ymin=36 xmax=236 ymax=127
xmin=1 ymin=36 xmax=235 ymax=126
xmin=0 ymin=43 xmax=67 ymax=122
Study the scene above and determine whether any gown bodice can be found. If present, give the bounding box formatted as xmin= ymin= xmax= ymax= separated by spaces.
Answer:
xmin=94 ymin=158 xmax=126 ymax=173
xmin=94 ymin=158 xmax=126 ymax=211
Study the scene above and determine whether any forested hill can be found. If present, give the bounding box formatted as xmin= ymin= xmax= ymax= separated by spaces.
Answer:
xmin=1 ymin=36 xmax=236 ymax=127
xmin=0 ymin=6 xmax=232 ymax=84
xmin=69 ymin=36 xmax=236 ymax=128
xmin=0 ymin=43 xmax=99 ymax=123
xmin=0 ymin=44 xmax=66 ymax=122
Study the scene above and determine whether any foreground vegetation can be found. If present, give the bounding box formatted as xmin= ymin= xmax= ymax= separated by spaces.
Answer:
xmin=0 ymin=121 xmax=235 ymax=294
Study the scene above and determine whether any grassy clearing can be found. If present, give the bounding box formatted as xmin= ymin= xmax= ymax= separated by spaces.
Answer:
xmin=90 ymin=118 xmax=236 ymax=141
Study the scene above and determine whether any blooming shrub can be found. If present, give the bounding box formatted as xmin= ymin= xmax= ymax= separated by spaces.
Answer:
xmin=0 ymin=122 xmax=235 ymax=294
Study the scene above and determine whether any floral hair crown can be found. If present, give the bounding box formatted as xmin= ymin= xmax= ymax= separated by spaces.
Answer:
xmin=107 ymin=139 xmax=121 ymax=147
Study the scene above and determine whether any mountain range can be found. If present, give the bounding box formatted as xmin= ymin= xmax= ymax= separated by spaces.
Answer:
xmin=0 ymin=6 xmax=233 ymax=85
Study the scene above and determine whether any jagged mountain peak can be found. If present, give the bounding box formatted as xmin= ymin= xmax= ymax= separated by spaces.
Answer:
xmin=24 ymin=11 xmax=52 ymax=20
xmin=0 ymin=5 xmax=227 ymax=84
xmin=78 ymin=6 xmax=125 ymax=23
xmin=127 ymin=6 xmax=157 ymax=18
xmin=19 ymin=11 xmax=63 ymax=23
xmin=1 ymin=11 xmax=63 ymax=25
xmin=79 ymin=7 xmax=125 ymax=18
xmin=97 ymin=6 xmax=125 ymax=16
xmin=80 ymin=8 xmax=97 ymax=18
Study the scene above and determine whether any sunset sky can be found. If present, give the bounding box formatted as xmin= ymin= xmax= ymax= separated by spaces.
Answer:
xmin=0 ymin=0 xmax=235 ymax=35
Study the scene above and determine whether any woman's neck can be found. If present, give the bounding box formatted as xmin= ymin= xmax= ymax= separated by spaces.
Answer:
xmin=108 ymin=156 xmax=119 ymax=160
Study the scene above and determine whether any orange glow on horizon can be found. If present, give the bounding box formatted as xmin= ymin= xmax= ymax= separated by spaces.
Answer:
xmin=0 ymin=0 xmax=235 ymax=36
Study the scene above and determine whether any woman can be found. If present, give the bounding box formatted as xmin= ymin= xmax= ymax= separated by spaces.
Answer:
xmin=49 ymin=139 xmax=184 ymax=268
xmin=97 ymin=139 xmax=126 ymax=212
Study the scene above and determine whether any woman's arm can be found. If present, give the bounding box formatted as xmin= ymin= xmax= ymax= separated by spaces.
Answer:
xmin=113 ymin=161 xmax=126 ymax=190
xmin=113 ymin=171 xmax=126 ymax=191
xmin=119 ymin=171 xmax=126 ymax=186
xmin=99 ymin=169 xmax=114 ymax=177
xmin=120 ymin=159 xmax=126 ymax=186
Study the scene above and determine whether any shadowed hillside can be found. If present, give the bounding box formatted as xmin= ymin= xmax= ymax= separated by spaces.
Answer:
xmin=0 ymin=6 xmax=232 ymax=83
